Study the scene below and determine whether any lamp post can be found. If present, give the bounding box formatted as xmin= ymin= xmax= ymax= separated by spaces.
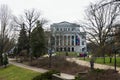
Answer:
xmin=48 ymin=49 xmax=52 ymax=68
xmin=114 ymin=47 xmax=117 ymax=72
xmin=114 ymin=42 xmax=118 ymax=72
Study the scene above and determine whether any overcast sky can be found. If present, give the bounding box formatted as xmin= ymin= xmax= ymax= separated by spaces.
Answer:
xmin=0 ymin=0 xmax=99 ymax=24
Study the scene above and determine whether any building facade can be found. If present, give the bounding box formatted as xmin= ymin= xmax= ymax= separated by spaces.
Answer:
xmin=50 ymin=21 xmax=87 ymax=53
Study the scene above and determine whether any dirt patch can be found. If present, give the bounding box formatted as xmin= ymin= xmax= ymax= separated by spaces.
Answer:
xmin=28 ymin=56 xmax=89 ymax=75
xmin=79 ymin=69 xmax=120 ymax=80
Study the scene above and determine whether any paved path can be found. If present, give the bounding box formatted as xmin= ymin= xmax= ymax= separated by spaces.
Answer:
xmin=9 ymin=58 xmax=75 ymax=79
xmin=67 ymin=57 xmax=120 ymax=73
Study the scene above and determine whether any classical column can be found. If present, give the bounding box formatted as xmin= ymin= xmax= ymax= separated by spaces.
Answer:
xmin=70 ymin=35 xmax=71 ymax=46
xmin=62 ymin=35 xmax=63 ymax=46
xmin=54 ymin=35 xmax=56 ymax=51
xmin=59 ymin=35 xmax=60 ymax=46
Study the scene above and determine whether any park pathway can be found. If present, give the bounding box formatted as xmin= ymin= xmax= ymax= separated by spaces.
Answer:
xmin=66 ymin=57 xmax=120 ymax=73
xmin=9 ymin=58 xmax=75 ymax=80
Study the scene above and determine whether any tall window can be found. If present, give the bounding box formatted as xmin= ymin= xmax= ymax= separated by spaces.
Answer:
xmin=60 ymin=35 xmax=63 ymax=46
xmin=60 ymin=47 xmax=62 ymax=51
xmin=72 ymin=28 xmax=75 ymax=31
xmin=76 ymin=35 xmax=80 ymax=45
xmin=56 ymin=28 xmax=59 ymax=31
xmin=64 ymin=28 xmax=66 ymax=31
xmin=56 ymin=47 xmax=58 ymax=51
xmin=82 ymin=47 xmax=85 ymax=52
xmin=72 ymin=36 xmax=74 ymax=46
xmin=56 ymin=36 xmax=59 ymax=46
xmin=72 ymin=47 xmax=74 ymax=52
xmin=68 ymin=28 xmax=70 ymax=31
xmin=60 ymin=28 xmax=62 ymax=31
xmin=68 ymin=47 xmax=70 ymax=52
xmin=64 ymin=36 xmax=66 ymax=46
xmin=82 ymin=41 xmax=84 ymax=45
xmin=64 ymin=47 xmax=66 ymax=51
xmin=68 ymin=36 xmax=70 ymax=45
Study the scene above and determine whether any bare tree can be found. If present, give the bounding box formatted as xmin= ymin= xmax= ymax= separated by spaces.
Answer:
xmin=83 ymin=0 xmax=120 ymax=62
xmin=12 ymin=9 xmax=48 ymax=61
xmin=24 ymin=9 xmax=48 ymax=61
xmin=0 ymin=4 xmax=12 ymax=66
xmin=24 ymin=9 xmax=40 ymax=38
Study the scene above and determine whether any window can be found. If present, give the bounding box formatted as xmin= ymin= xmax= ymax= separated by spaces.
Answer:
xmin=72 ymin=47 xmax=74 ymax=52
xmin=64 ymin=36 xmax=66 ymax=46
xmin=82 ymin=47 xmax=85 ymax=52
xmin=68 ymin=36 xmax=70 ymax=45
xmin=56 ymin=28 xmax=59 ymax=31
xmin=60 ymin=36 xmax=63 ymax=46
xmin=68 ymin=28 xmax=70 ymax=31
xmin=64 ymin=47 xmax=66 ymax=51
xmin=68 ymin=47 xmax=70 ymax=52
xmin=82 ymin=41 xmax=84 ymax=45
xmin=60 ymin=28 xmax=62 ymax=31
xmin=56 ymin=47 xmax=58 ymax=51
xmin=56 ymin=36 xmax=59 ymax=46
xmin=60 ymin=47 xmax=62 ymax=51
xmin=72 ymin=28 xmax=75 ymax=31
xmin=72 ymin=36 xmax=74 ymax=46
xmin=82 ymin=36 xmax=85 ymax=39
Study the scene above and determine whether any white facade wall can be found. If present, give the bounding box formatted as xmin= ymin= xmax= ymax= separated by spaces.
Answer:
xmin=50 ymin=21 xmax=87 ymax=53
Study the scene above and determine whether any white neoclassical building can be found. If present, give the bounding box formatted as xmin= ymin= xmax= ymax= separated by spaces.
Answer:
xmin=50 ymin=21 xmax=87 ymax=53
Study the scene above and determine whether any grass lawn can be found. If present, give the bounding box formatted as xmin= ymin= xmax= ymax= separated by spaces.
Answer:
xmin=80 ymin=57 xmax=120 ymax=67
xmin=0 ymin=65 xmax=40 ymax=80
xmin=55 ymin=52 xmax=78 ymax=57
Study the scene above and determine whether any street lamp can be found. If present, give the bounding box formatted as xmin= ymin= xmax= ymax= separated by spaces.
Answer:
xmin=114 ymin=49 xmax=117 ymax=72
xmin=114 ymin=42 xmax=118 ymax=72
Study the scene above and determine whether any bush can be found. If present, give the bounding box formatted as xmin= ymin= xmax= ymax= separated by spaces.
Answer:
xmin=3 ymin=53 xmax=8 ymax=67
xmin=32 ymin=70 xmax=60 ymax=80
xmin=90 ymin=68 xmax=104 ymax=73
xmin=75 ymin=76 xmax=84 ymax=80
xmin=75 ymin=69 xmax=120 ymax=80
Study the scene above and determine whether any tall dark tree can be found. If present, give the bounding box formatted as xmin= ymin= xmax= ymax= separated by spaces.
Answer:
xmin=31 ymin=20 xmax=46 ymax=58
xmin=17 ymin=23 xmax=29 ymax=54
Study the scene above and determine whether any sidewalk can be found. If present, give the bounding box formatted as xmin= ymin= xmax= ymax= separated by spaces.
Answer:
xmin=66 ymin=57 xmax=120 ymax=73
xmin=9 ymin=58 xmax=75 ymax=79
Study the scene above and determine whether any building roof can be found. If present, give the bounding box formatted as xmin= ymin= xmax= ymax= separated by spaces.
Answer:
xmin=51 ymin=21 xmax=80 ymax=27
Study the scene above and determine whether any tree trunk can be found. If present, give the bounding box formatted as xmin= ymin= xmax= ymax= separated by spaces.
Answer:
xmin=103 ymin=54 xmax=105 ymax=64
xmin=0 ymin=45 xmax=4 ymax=66
xmin=0 ymin=53 xmax=3 ymax=66
xmin=102 ymin=47 xmax=105 ymax=64
xmin=109 ymin=56 xmax=112 ymax=63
